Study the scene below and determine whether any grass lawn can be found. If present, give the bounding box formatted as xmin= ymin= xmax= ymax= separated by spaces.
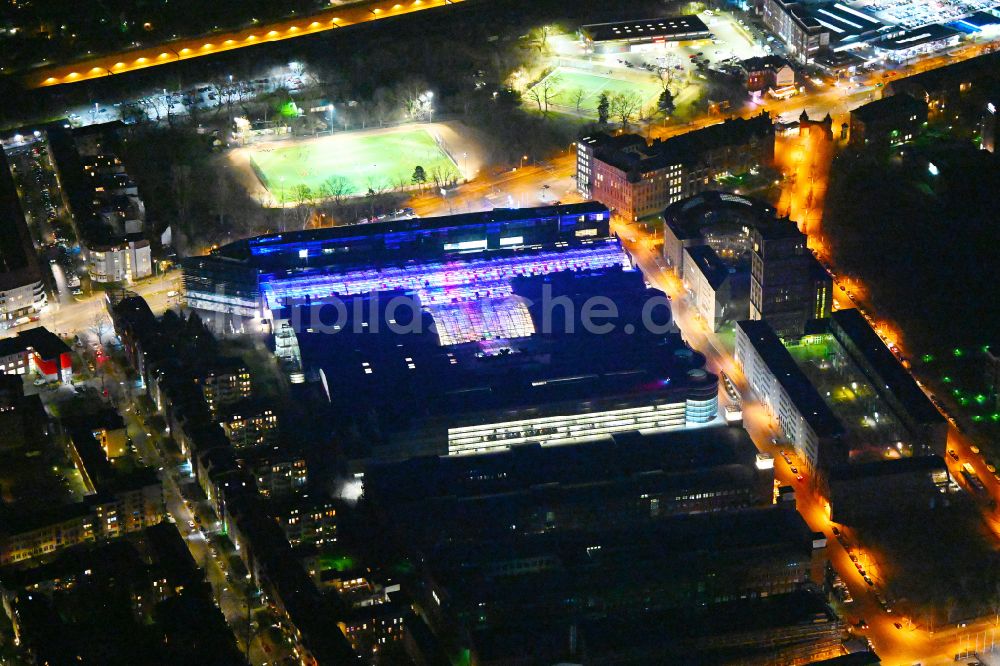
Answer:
xmin=249 ymin=128 xmax=458 ymax=198
xmin=534 ymin=66 xmax=661 ymax=117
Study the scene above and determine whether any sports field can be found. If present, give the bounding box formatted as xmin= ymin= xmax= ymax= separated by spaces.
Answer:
xmin=534 ymin=66 xmax=661 ymax=116
xmin=248 ymin=128 xmax=459 ymax=199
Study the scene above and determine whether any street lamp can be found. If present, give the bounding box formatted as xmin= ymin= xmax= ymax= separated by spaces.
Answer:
xmin=418 ymin=90 xmax=434 ymax=123
xmin=520 ymin=154 xmax=528 ymax=169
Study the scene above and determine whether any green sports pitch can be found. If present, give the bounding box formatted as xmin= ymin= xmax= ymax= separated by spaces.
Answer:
xmin=248 ymin=128 xmax=458 ymax=198
xmin=534 ymin=66 xmax=661 ymax=116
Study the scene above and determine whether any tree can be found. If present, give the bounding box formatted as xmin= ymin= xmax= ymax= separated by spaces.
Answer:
xmin=658 ymin=89 xmax=676 ymax=117
xmin=654 ymin=62 xmax=678 ymax=94
xmin=610 ymin=91 xmax=643 ymax=130
xmin=597 ymin=92 xmax=610 ymax=125
xmin=291 ymin=185 xmax=317 ymax=229
xmin=394 ymin=78 xmax=432 ymax=120
xmin=411 ymin=166 xmax=427 ymax=187
xmin=525 ymin=74 xmax=562 ymax=115
xmin=319 ymin=175 xmax=355 ymax=208
xmin=372 ymin=87 xmax=397 ymax=127
xmin=570 ymin=87 xmax=589 ymax=115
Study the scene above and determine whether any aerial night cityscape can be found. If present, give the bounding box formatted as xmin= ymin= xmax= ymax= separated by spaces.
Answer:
xmin=0 ymin=0 xmax=999 ymax=664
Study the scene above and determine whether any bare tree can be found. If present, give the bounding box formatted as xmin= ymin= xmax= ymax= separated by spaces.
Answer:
xmin=526 ymin=75 xmax=562 ymax=115
xmin=319 ymin=175 xmax=355 ymax=208
xmin=372 ymin=87 xmax=398 ymax=127
xmin=654 ymin=63 xmax=677 ymax=94
xmin=170 ymin=164 xmax=195 ymax=237
xmin=570 ymin=87 xmax=589 ymax=115
xmin=394 ymin=78 xmax=431 ymax=120
xmin=610 ymin=91 xmax=643 ymax=130
xmin=290 ymin=184 xmax=317 ymax=229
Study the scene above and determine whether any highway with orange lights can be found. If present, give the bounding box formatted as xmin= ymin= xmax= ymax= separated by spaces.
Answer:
xmin=25 ymin=0 xmax=464 ymax=89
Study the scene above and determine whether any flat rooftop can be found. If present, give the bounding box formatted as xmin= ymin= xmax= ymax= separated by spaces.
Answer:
xmin=0 ymin=149 xmax=42 ymax=291
xmin=581 ymin=16 xmax=710 ymax=42
xmin=217 ymin=202 xmax=610 ymax=264
xmin=874 ymin=23 xmax=961 ymax=51
xmin=298 ymin=269 xmax=713 ymax=440
xmin=830 ymin=308 xmax=944 ymax=425
xmin=737 ymin=320 xmax=845 ymax=438
xmin=806 ymin=2 xmax=887 ymax=45
xmin=365 ymin=426 xmax=760 ymax=504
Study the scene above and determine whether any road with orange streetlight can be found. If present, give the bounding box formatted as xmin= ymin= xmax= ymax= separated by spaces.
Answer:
xmin=615 ymin=216 xmax=1000 ymax=665
xmin=25 ymin=0 xmax=465 ymax=89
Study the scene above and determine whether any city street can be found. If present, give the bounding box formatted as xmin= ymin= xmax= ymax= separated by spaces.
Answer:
xmin=616 ymin=197 xmax=1000 ymax=665
xmin=26 ymin=0 xmax=467 ymax=89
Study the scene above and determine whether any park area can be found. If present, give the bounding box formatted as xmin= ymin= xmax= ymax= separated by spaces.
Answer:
xmin=244 ymin=126 xmax=462 ymax=203
xmin=530 ymin=65 xmax=661 ymax=117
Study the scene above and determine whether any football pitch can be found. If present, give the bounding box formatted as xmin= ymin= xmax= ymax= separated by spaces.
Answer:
xmin=534 ymin=66 xmax=661 ymax=116
xmin=248 ymin=128 xmax=459 ymax=199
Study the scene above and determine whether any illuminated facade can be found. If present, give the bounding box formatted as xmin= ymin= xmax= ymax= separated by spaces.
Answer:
xmin=182 ymin=203 xmax=612 ymax=319
xmin=298 ymin=267 xmax=719 ymax=465
xmin=578 ymin=115 xmax=775 ymax=221
xmin=194 ymin=360 xmax=252 ymax=415
xmin=735 ymin=319 xmax=845 ymax=471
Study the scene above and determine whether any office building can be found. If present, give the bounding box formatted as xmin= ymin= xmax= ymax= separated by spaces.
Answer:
xmin=577 ymin=113 xmax=775 ymax=221
xmin=873 ymin=24 xmax=962 ymax=62
xmin=368 ymin=495 xmax=826 ymax=665
xmin=887 ymin=50 xmax=1000 ymax=111
xmin=735 ymin=319 xmax=846 ymax=471
xmin=682 ymin=244 xmax=750 ymax=332
xmin=365 ymin=427 xmax=776 ymax=544
xmin=749 ymin=215 xmax=831 ymax=337
xmin=663 ymin=192 xmax=829 ymax=337
xmin=0 ymin=150 xmax=47 ymax=328
xmin=182 ymin=202 xmax=613 ymax=320
xmin=762 ymin=0 xmax=830 ymax=63
xmin=849 ymin=93 xmax=927 ymax=147
xmin=824 ymin=456 xmax=951 ymax=525
xmin=297 ymin=268 xmax=717 ymax=465
xmin=829 ymin=308 xmax=947 ymax=454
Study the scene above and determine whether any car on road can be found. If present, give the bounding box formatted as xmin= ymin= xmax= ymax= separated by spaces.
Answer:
xmin=855 ymin=618 xmax=868 ymax=629
xmin=949 ymin=449 xmax=959 ymax=461
xmin=893 ymin=622 xmax=902 ymax=630
xmin=187 ymin=521 xmax=196 ymax=530
xmin=790 ymin=466 xmax=798 ymax=474
xmin=832 ymin=526 xmax=840 ymax=536
xmin=987 ymin=462 xmax=996 ymax=473
xmin=971 ymin=445 xmax=980 ymax=454
xmin=864 ymin=576 xmax=874 ymax=586
xmin=796 ymin=474 xmax=805 ymax=482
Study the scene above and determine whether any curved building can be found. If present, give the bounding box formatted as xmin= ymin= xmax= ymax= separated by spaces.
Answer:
xmin=663 ymin=191 xmax=831 ymax=337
